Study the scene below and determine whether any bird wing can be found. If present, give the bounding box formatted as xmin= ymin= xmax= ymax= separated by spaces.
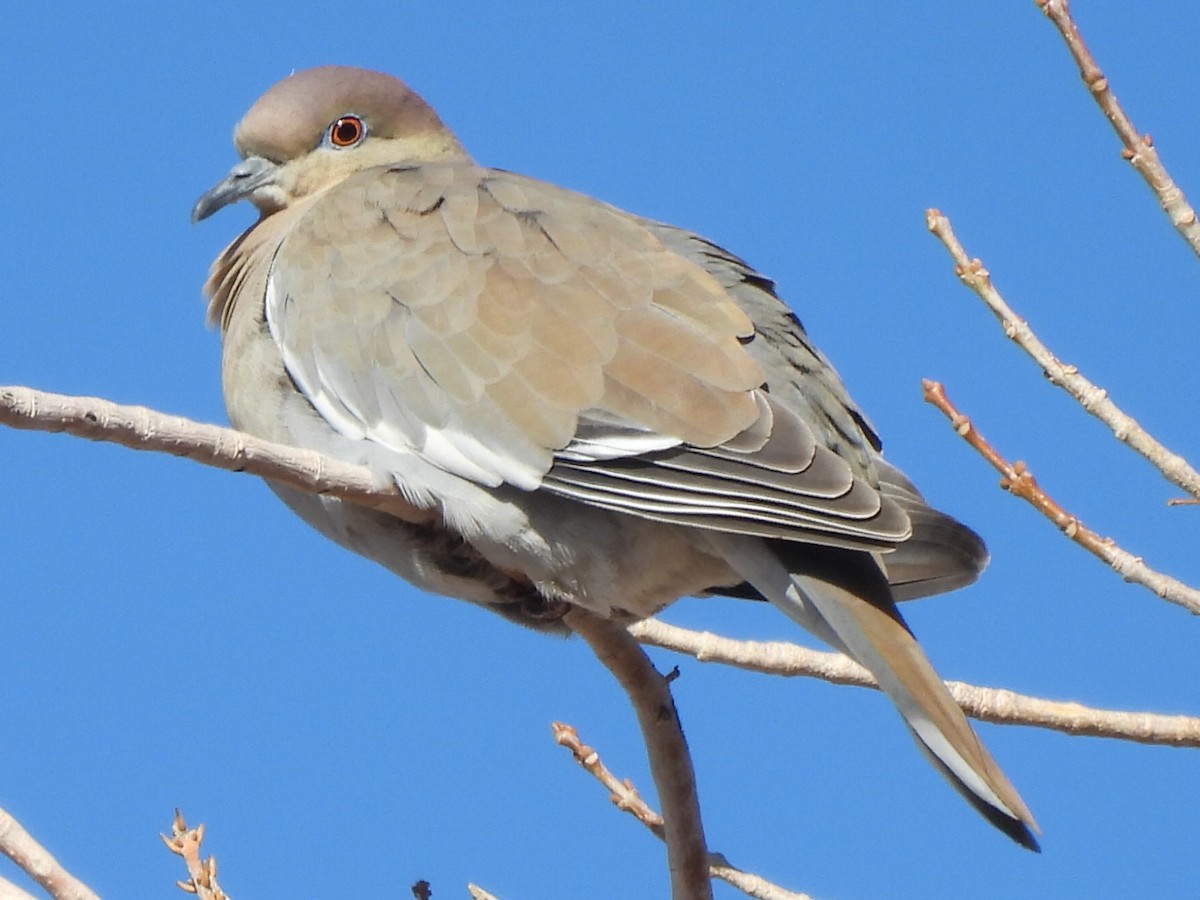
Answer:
xmin=265 ymin=161 xmax=911 ymax=549
xmin=636 ymin=221 xmax=988 ymax=592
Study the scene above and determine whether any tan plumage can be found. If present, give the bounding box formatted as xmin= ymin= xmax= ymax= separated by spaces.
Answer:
xmin=194 ymin=65 xmax=1038 ymax=849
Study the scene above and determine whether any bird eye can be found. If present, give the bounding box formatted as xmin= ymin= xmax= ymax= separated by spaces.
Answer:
xmin=328 ymin=115 xmax=366 ymax=148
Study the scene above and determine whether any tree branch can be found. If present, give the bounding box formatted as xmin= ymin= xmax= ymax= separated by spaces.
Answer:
xmin=0 ymin=807 xmax=98 ymax=900
xmin=1035 ymin=0 xmax=1200 ymax=259
xmin=563 ymin=609 xmax=712 ymax=900
xmin=629 ymin=619 xmax=1200 ymax=747
xmin=0 ymin=385 xmax=432 ymax=525
xmin=925 ymin=210 xmax=1200 ymax=505
xmin=160 ymin=811 xmax=230 ymax=900
xmin=922 ymin=379 xmax=1200 ymax=615
xmin=553 ymin=722 xmax=811 ymax=900
xmin=0 ymin=878 xmax=38 ymax=900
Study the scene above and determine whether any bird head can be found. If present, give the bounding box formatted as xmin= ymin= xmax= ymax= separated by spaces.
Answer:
xmin=192 ymin=66 xmax=467 ymax=223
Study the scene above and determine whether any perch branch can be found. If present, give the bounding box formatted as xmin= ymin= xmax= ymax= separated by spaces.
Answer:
xmin=564 ymin=609 xmax=712 ymax=900
xmin=0 ymin=386 xmax=433 ymax=525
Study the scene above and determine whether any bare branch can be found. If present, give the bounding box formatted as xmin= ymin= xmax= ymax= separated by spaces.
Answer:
xmin=705 ymin=860 xmax=813 ymax=900
xmin=923 ymin=379 xmax=1200 ymax=614
xmin=553 ymin=723 xmax=813 ymax=900
xmin=0 ymin=385 xmax=433 ymax=525
xmin=629 ymin=619 xmax=1200 ymax=747
xmin=564 ymin=609 xmax=712 ymax=900
xmin=553 ymin=722 xmax=667 ymax=835
xmin=1035 ymin=0 xmax=1200 ymax=258
xmin=925 ymin=210 xmax=1200 ymax=503
xmin=160 ymin=810 xmax=230 ymax=900
xmin=0 ymin=877 xmax=39 ymax=900
xmin=0 ymin=807 xmax=98 ymax=900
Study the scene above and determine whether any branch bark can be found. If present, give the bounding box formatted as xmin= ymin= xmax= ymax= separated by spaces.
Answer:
xmin=0 ymin=386 xmax=432 ymax=525
xmin=922 ymin=379 xmax=1200 ymax=615
xmin=0 ymin=806 xmax=98 ymax=900
xmin=0 ymin=878 xmax=38 ymax=900
xmin=629 ymin=619 xmax=1200 ymax=747
xmin=160 ymin=811 xmax=230 ymax=900
xmin=1036 ymin=0 xmax=1200 ymax=258
xmin=564 ymin=609 xmax=712 ymax=900
xmin=553 ymin=722 xmax=812 ymax=900
xmin=925 ymin=210 xmax=1200 ymax=506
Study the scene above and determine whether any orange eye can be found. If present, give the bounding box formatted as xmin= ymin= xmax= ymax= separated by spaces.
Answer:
xmin=328 ymin=115 xmax=365 ymax=148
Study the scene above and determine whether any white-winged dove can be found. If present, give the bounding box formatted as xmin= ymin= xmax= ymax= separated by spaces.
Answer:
xmin=194 ymin=66 xmax=1038 ymax=849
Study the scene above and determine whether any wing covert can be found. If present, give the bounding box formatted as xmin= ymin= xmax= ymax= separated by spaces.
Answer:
xmin=266 ymin=162 xmax=764 ymax=489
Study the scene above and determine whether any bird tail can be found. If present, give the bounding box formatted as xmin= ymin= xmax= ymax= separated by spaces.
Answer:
xmin=704 ymin=532 xmax=1040 ymax=851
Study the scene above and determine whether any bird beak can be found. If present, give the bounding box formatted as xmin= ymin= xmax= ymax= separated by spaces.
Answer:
xmin=192 ymin=156 xmax=280 ymax=223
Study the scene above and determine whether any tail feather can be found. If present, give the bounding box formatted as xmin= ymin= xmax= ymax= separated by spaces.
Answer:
xmin=910 ymin=731 xmax=1041 ymax=851
xmin=704 ymin=532 xmax=1040 ymax=849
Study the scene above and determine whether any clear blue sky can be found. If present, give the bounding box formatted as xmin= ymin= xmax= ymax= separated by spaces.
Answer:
xmin=3 ymin=3 xmax=1198 ymax=898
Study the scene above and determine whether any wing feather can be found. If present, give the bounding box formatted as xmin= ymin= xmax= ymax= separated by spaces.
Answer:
xmin=267 ymin=161 xmax=922 ymax=552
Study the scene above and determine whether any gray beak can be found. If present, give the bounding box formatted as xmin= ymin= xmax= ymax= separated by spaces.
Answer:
xmin=192 ymin=156 xmax=280 ymax=223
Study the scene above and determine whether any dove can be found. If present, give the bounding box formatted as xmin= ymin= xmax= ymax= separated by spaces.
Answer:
xmin=194 ymin=65 xmax=1038 ymax=849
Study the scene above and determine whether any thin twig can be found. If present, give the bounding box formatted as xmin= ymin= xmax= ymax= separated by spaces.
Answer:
xmin=923 ymin=379 xmax=1200 ymax=615
xmin=553 ymin=722 xmax=812 ymax=900
xmin=160 ymin=810 xmax=230 ymax=900
xmin=0 ymin=807 xmax=98 ymax=900
xmin=553 ymin=722 xmax=666 ymax=835
xmin=1035 ymin=0 xmax=1200 ymax=257
xmin=925 ymin=210 xmax=1200 ymax=503
xmin=564 ymin=609 xmax=712 ymax=900
xmin=629 ymin=618 xmax=1200 ymax=746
